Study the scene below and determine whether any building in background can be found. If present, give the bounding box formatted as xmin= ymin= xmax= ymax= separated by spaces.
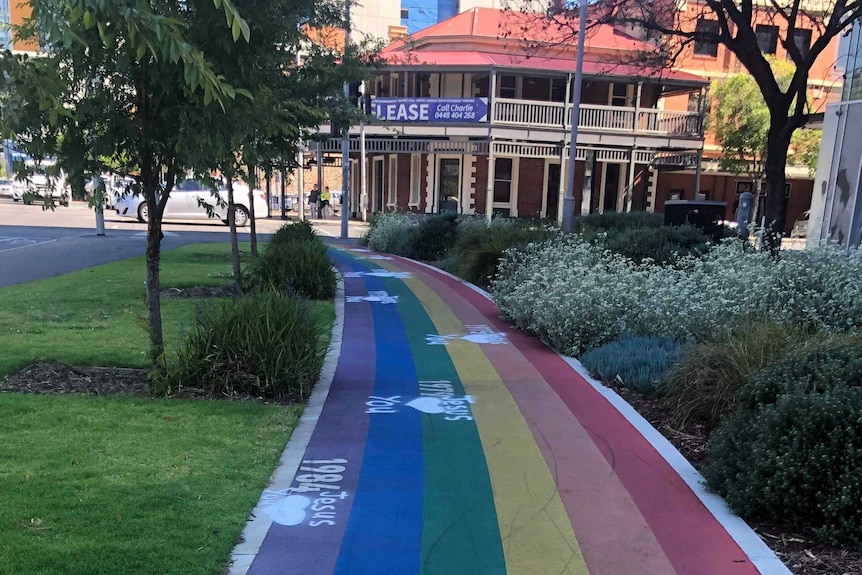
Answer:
xmin=316 ymin=8 xmax=707 ymax=220
xmin=653 ymin=1 xmax=843 ymax=234
xmin=808 ymin=21 xmax=862 ymax=248
xmin=351 ymin=0 xmax=505 ymax=42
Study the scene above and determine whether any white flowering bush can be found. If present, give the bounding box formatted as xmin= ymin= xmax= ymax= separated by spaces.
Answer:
xmin=366 ymin=213 xmax=416 ymax=255
xmin=493 ymin=237 xmax=862 ymax=356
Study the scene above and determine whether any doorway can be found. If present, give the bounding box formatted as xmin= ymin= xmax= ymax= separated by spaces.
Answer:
xmin=602 ymin=163 xmax=622 ymax=212
xmin=438 ymin=158 xmax=460 ymax=213
xmin=545 ymin=162 xmax=561 ymax=221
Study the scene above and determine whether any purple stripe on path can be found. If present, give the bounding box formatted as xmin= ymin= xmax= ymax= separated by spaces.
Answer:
xmin=247 ymin=274 xmax=375 ymax=575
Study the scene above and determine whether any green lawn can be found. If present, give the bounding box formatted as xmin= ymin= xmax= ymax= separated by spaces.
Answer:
xmin=0 ymin=242 xmax=334 ymax=375
xmin=0 ymin=394 xmax=301 ymax=575
xmin=0 ymin=242 xmax=336 ymax=574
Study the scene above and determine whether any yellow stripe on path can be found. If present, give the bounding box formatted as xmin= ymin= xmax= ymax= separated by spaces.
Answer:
xmin=383 ymin=262 xmax=588 ymax=575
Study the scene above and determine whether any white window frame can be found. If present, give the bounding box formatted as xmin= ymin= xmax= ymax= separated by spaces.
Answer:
xmin=492 ymin=156 xmax=519 ymax=217
xmin=409 ymin=154 xmax=422 ymax=207
xmin=435 ymin=154 xmax=462 ymax=213
xmin=387 ymin=155 xmax=398 ymax=207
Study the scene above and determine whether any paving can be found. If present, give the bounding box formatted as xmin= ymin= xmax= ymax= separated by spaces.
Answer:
xmin=232 ymin=246 xmax=788 ymax=575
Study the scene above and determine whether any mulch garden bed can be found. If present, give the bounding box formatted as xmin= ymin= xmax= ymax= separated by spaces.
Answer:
xmin=0 ymin=363 xmax=276 ymax=403
xmin=615 ymin=386 xmax=862 ymax=575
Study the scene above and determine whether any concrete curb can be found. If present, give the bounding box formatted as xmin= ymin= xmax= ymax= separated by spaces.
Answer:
xmin=226 ymin=276 xmax=346 ymax=575
xmin=400 ymin=256 xmax=791 ymax=575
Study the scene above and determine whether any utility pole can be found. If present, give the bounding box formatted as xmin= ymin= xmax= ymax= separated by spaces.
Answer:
xmin=561 ymin=0 xmax=588 ymax=233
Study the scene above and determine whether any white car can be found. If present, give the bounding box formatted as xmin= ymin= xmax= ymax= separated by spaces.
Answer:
xmin=0 ymin=178 xmax=14 ymax=198
xmin=113 ymin=178 xmax=268 ymax=227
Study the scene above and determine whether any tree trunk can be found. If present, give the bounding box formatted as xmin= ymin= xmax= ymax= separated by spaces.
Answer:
xmin=226 ymin=177 xmax=243 ymax=293
xmin=142 ymin=164 xmax=164 ymax=372
xmin=247 ymin=163 xmax=258 ymax=257
xmin=762 ymin=125 xmax=793 ymax=254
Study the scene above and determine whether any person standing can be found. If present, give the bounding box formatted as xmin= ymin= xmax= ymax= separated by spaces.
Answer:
xmin=309 ymin=184 xmax=320 ymax=219
xmin=320 ymin=186 xmax=331 ymax=219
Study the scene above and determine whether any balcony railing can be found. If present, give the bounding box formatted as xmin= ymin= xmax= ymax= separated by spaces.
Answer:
xmin=493 ymin=98 xmax=703 ymax=137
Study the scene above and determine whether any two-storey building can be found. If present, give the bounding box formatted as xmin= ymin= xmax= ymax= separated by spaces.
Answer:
xmin=315 ymin=8 xmax=707 ymax=221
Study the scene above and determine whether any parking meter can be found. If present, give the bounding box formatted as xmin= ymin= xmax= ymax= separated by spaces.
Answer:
xmin=736 ymin=191 xmax=753 ymax=238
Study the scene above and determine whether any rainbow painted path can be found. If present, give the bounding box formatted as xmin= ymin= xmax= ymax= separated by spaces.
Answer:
xmin=241 ymin=246 xmax=783 ymax=575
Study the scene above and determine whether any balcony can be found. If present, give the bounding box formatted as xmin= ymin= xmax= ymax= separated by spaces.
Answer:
xmin=493 ymin=98 xmax=703 ymax=138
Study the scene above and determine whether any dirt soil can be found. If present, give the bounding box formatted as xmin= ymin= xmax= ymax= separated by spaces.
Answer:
xmin=615 ymin=386 xmax=862 ymax=575
xmin=0 ymin=364 xmax=276 ymax=403
xmin=161 ymin=285 xmax=238 ymax=299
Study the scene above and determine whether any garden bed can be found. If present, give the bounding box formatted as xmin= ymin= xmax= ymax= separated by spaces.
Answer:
xmin=616 ymin=385 xmax=862 ymax=575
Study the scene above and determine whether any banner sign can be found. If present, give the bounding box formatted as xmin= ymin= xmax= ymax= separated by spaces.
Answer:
xmin=372 ymin=98 xmax=489 ymax=123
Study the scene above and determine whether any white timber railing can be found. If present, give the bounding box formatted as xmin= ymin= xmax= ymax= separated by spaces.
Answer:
xmin=492 ymin=98 xmax=703 ymax=137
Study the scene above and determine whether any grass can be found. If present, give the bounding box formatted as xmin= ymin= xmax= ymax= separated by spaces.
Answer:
xmin=0 ymin=241 xmax=338 ymax=574
xmin=0 ymin=242 xmax=334 ymax=375
xmin=0 ymin=394 xmax=301 ymax=575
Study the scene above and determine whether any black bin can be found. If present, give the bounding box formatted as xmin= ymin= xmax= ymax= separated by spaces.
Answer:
xmin=663 ymin=200 xmax=727 ymax=242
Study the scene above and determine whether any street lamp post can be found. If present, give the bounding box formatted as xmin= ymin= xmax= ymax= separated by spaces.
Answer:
xmin=340 ymin=0 xmax=351 ymax=239
xmin=561 ymin=0 xmax=588 ymax=233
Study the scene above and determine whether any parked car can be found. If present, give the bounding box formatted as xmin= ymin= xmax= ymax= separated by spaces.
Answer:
xmin=0 ymin=178 xmax=14 ymax=198
xmin=11 ymin=173 xmax=70 ymax=206
xmin=113 ymin=178 xmax=268 ymax=226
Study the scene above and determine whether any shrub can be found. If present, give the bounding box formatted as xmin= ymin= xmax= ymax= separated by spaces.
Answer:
xmin=493 ymin=239 xmax=862 ymax=356
xmin=602 ymin=224 xmax=711 ymax=264
xmin=270 ymin=220 xmax=317 ymax=245
xmin=705 ymin=337 xmax=862 ymax=545
xmin=580 ymin=334 xmax=682 ymax=395
xmin=366 ymin=212 xmax=416 ymax=255
xmin=571 ymin=211 xmax=664 ymax=240
xmin=161 ymin=292 xmax=326 ymax=401
xmin=245 ymin=240 xmax=336 ymax=300
xmin=451 ymin=222 xmax=554 ymax=287
xmin=663 ymin=322 xmax=820 ymax=430
xmin=408 ymin=212 xmax=460 ymax=261
xmin=736 ymin=336 xmax=862 ymax=411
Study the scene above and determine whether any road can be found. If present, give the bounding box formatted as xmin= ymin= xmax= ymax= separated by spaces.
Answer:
xmin=0 ymin=199 xmax=367 ymax=287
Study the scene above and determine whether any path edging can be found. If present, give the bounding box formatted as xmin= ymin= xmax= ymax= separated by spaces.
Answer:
xmin=402 ymin=256 xmax=791 ymax=575
xmin=227 ymin=276 xmax=346 ymax=575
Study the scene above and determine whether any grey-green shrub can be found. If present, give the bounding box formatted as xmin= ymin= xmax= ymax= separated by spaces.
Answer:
xmin=162 ymin=292 xmax=326 ymax=401
xmin=245 ymin=240 xmax=336 ymax=300
xmin=580 ymin=334 xmax=682 ymax=395
xmin=705 ymin=337 xmax=862 ymax=546
xmin=366 ymin=213 xmax=416 ymax=255
xmin=571 ymin=211 xmax=663 ymax=240
xmin=270 ymin=220 xmax=317 ymax=245
xmin=493 ymin=238 xmax=862 ymax=355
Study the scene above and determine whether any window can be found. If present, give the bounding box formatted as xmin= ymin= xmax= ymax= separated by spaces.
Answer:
xmin=755 ymin=25 xmax=778 ymax=54
xmin=688 ymin=92 xmax=702 ymax=113
xmin=493 ymin=158 xmax=513 ymax=204
xmin=551 ymin=78 xmax=567 ymax=102
xmin=409 ymin=155 xmax=422 ymax=206
xmin=694 ymin=19 xmax=719 ymax=57
xmin=609 ymin=83 xmax=630 ymax=106
xmin=400 ymin=8 xmax=409 ymax=19
xmin=736 ymin=181 xmax=754 ymax=194
xmin=788 ymin=29 xmax=812 ymax=60
xmin=499 ymin=75 xmax=517 ymax=99
xmin=387 ymin=156 xmax=397 ymax=206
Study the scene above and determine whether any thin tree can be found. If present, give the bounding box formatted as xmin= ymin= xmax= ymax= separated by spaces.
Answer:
xmin=1 ymin=0 xmax=251 ymax=372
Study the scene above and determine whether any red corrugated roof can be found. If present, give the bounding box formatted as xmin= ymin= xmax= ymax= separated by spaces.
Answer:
xmin=383 ymin=50 xmax=705 ymax=83
xmin=384 ymin=7 xmax=646 ymax=54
